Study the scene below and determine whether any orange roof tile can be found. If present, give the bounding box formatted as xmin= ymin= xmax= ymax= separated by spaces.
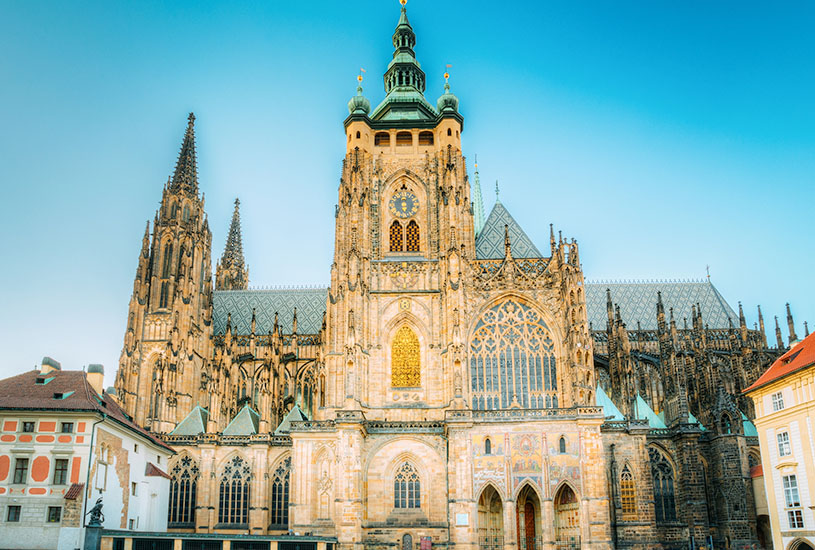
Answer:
xmin=750 ymin=464 xmax=763 ymax=478
xmin=744 ymin=331 xmax=815 ymax=393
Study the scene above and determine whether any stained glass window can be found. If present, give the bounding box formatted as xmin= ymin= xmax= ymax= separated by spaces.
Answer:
xmin=394 ymin=462 xmax=420 ymax=509
xmin=649 ymin=447 xmax=676 ymax=523
xmin=168 ymin=455 xmax=199 ymax=526
xmin=620 ymin=465 xmax=637 ymax=518
xmin=469 ymin=299 xmax=557 ymax=409
xmin=218 ymin=456 xmax=251 ymax=526
xmin=390 ymin=221 xmax=404 ymax=252
xmin=405 ymin=220 xmax=420 ymax=252
xmin=392 ymin=326 xmax=420 ymax=387
xmin=270 ymin=457 xmax=290 ymax=529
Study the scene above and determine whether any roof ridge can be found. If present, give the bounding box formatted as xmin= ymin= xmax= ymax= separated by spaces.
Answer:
xmin=585 ymin=278 xmax=708 ymax=285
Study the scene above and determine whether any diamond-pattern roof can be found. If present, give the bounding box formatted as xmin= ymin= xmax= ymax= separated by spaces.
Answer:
xmin=475 ymin=201 xmax=543 ymax=259
xmin=213 ymin=288 xmax=327 ymax=335
xmin=584 ymin=281 xmax=738 ymax=331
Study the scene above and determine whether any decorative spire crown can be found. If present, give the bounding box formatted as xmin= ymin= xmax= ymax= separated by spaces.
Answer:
xmin=222 ymin=198 xmax=245 ymax=265
xmin=169 ymin=113 xmax=199 ymax=195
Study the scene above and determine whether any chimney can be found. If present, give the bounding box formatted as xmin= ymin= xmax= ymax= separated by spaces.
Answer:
xmin=86 ymin=364 xmax=105 ymax=395
xmin=40 ymin=356 xmax=61 ymax=374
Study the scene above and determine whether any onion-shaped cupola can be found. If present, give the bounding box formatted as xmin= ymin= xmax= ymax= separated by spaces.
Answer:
xmin=437 ymin=70 xmax=459 ymax=113
xmin=348 ymin=74 xmax=371 ymax=115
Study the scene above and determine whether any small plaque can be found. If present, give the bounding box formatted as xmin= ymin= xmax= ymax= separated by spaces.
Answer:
xmin=399 ymin=298 xmax=411 ymax=311
xmin=421 ymin=537 xmax=432 ymax=550
xmin=455 ymin=513 xmax=469 ymax=526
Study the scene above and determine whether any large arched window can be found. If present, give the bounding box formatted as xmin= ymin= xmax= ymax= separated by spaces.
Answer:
xmin=469 ymin=299 xmax=557 ymax=409
xmin=394 ymin=462 xmax=420 ymax=509
xmin=390 ymin=221 xmax=404 ymax=252
xmin=161 ymin=243 xmax=173 ymax=278
xmin=218 ymin=456 xmax=250 ymax=526
xmin=168 ymin=455 xmax=199 ymax=526
xmin=391 ymin=326 xmax=420 ymax=387
xmin=405 ymin=220 xmax=420 ymax=252
xmin=620 ymin=464 xmax=637 ymax=519
xmin=269 ymin=456 xmax=290 ymax=530
xmin=649 ymin=447 xmax=677 ymax=523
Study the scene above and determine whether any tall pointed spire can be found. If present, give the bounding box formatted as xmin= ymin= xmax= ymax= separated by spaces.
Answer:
xmin=786 ymin=302 xmax=798 ymax=343
xmin=169 ymin=113 xmax=199 ymax=195
xmin=775 ymin=316 xmax=784 ymax=349
xmin=215 ymin=198 xmax=249 ymax=290
xmin=472 ymin=155 xmax=485 ymax=237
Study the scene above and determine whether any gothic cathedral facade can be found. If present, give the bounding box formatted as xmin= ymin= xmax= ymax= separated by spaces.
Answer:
xmin=114 ymin=6 xmax=789 ymax=550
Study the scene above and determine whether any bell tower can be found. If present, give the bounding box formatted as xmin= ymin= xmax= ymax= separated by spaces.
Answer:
xmin=320 ymin=1 xmax=473 ymax=418
xmin=115 ymin=113 xmax=214 ymax=432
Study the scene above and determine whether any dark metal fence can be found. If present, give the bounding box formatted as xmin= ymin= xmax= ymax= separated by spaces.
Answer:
xmin=554 ymin=537 xmax=581 ymax=550
xmin=479 ymin=535 xmax=504 ymax=550
xmin=182 ymin=541 xmax=223 ymax=550
xmin=133 ymin=540 xmax=174 ymax=550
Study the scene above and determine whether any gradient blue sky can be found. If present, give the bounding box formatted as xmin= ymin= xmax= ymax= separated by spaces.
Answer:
xmin=1 ymin=1 xmax=812 ymax=386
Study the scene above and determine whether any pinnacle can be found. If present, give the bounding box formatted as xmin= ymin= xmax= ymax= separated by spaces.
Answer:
xmin=169 ymin=113 xmax=199 ymax=195
xmin=222 ymin=198 xmax=245 ymax=266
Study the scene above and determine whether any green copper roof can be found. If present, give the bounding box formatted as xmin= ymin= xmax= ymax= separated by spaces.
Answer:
xmin=596 ymin=384 xmax=625 ymax=421
xmin=274 ymin=404 xmax=309 ymax=434
xmin=223 ymin=405 xmax=260 ymax=436
xmin=171 ymin=405 xmax=209 ymax=436
xmin=634 ymin=394 xmax=667 ymax=428
xmin=741 ymin=411 xmax=758 ymax=437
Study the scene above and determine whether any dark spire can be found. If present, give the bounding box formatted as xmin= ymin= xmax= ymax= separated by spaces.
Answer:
xmin=222 ymin=198 xmax=245 ymax=265
xmin=758 ymin=305 xmax=767 ymax=347
xmin=775 ymin=316 xmax=784 ymax=349
xmin=169 ymin=113 xmax=199 ymax=195
xmin=805 ymin=321 xmax=810 ymax=338
xmin=215 ymin=198 xmax=248 ymax=290
xmin=787 ymin=303 xmax=798 ymax=342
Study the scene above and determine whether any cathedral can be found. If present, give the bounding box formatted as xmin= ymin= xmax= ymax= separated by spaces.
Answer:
xmin=113 ymin=5 xmax=797 ymax=550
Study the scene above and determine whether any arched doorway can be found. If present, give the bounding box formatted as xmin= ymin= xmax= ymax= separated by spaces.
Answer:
xmin=478 ymin=485 xmax=503 ymax=550
xmin=790 ymin=540 xmax=815 ymax=550
xmin=554 ymin=484 xmax=580 ymax=550
xmin=516 ymin=485 xmax=541 ymax=550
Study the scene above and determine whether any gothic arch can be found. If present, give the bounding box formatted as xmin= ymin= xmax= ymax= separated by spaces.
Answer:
xmin=788 ymin=539 xmax=815 ymax=550
xmin=477 ymin=481 xmax=505 ymax=502
xmin=168 ymin=452 xmax=199 ymax=526
xmin=467 ymin=293 xmax=563 ymax=352
xmin=268 ymin=453 xmax=291 ymax=530
xmin=516 ymin=482 xmax=543 ymax=550
xmin=648 ymin=445 xmax=678 ymax=523
xmin=477 ymin=483 xmax=504 ymax=545
xmin=364 ymin=436 xmax=442 ymax=478
xmin=554 ymin=482 xmax=580 ymax=545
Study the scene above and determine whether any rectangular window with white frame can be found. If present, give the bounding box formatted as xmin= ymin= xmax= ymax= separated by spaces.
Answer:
xmin=777 ymin=431 xmax=792 ymax=457
xmin=771 ymin=392 xmax=785 ymax=412
xmin=783 ymin=475 xmax=804 ymax=529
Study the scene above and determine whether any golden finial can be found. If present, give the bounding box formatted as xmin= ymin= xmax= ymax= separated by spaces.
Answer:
xmin=444 ymin=64 xmax=452 ymax=82
xmin=400 ymin=0 xmax=407 ymax=5
xmin=358 ymin=67 xmax=366 ymax=83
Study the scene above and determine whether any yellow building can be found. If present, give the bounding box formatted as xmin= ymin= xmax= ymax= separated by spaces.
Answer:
xmin=746 ymin=331 xmax=815 ymax=550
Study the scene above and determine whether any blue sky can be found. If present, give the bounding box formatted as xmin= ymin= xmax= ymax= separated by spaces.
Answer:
xmin=0 ymin=1 xmax=812 ymax=386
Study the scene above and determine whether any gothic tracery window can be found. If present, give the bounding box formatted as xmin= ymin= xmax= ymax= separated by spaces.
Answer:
xmin=394 ymin=462 xmax=420 ymax=509
xmin=649 ymin=447 xmax=677 ymax=523
xmin=218 ymin=456 xmax=251 ymax=526
xmin=390 ymin=220 xmax=404 ymax=252
xmin=469 ymin=299 xmax=557 ymax=409
xmin=168 ymin=455 xmax=199 ymax=526
xmin=391 ymin=326 xmax=420 ymax=387
xmin=405 ymin=220 xmax=420 ymax=252
xmin=620 ymin=464 xmax=637 ymax=519
xmin=269 ymin=456 xmax=290 ymax=529
xmin=161 ymin=243 xmax=173 ymax=278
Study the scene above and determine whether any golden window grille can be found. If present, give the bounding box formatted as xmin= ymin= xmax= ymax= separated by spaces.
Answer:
xmin=389 ymin=221 xmax=403 ymax=252
xmin=620 ymin=465 xmax=637 ymax=518
xmin=405 ymin=220 xmax=420 ymax=252
xmin=391 ymin=325 xmax=420 ymax=387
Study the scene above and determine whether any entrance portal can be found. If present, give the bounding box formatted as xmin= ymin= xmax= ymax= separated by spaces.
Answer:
xmin=554 ymin=484 xmax=580 ymax=550
xmin=516 ymin=485 xmax=541 ymax=550
xmin=478 ymin=485 xmax=503 ymax=550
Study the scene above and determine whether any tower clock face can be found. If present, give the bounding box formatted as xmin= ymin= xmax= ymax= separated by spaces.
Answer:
xmin=389 ymin=191 xmax=419 ymax=219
